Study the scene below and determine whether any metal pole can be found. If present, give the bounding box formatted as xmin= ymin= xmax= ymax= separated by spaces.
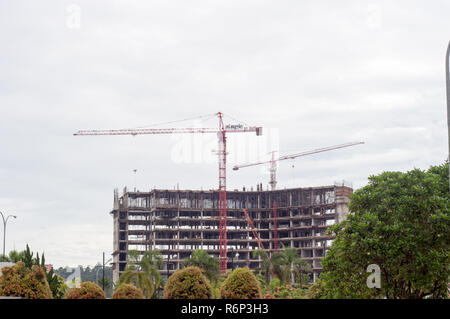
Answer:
xmin=0 ymin=212 xmax=16 ymax=257
xmin=446 ymin=41 xmax=450 ymax=189
xmin=102 ymin=252 xmax=105 ymax=291
xmin=2 ymin=216 xmax=5 ymax=257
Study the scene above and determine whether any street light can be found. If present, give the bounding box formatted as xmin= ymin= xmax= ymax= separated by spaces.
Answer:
xmin=446 ymin=40 xmax=450 ymax=188
xmin=0 ymin=211 xmax=17 ymax=258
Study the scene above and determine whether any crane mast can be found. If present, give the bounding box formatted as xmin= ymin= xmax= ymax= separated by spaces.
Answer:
xmin=217 ymin=113 xmax=228 ymax=273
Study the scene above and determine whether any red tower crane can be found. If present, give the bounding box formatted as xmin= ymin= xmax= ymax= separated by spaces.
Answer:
xmin=74 ymin=112 xmax=263 ymax=274
xmin=233 ymin=141 xmax=364 ymax=252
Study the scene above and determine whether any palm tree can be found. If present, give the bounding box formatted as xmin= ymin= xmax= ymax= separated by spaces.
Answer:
xmin=294 ymin=258 xmax=312 ymax=289
xmin=252 ymin=249 xmax=274 ymax=285
xmin=282 ymin=247 xmax=302 ymax=285
xmin=277 ymin=245 xmax=312 ymax=287
xmin=118 ymin=250 xmax=163 ymax=298
xmin=270 ymin=251 xmax=290 ymax=285
xmin=253 ymin=246 xmax=312 ymax=287
xmin=182 ymin=250 xmax=220 ymax=286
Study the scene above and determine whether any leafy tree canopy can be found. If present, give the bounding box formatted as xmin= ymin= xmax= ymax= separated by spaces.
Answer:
xmin=316 ymin=162 xmax=450 ymax=299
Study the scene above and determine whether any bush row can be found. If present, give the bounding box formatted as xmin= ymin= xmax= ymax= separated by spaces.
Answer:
xmin=1 ymin=263 xmax=262 ymax=299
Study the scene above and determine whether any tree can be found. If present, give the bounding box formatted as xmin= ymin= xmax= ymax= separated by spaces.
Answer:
xmin=182 ymin=250 xmax=220 ymax=286
xmin=118 ymin=250 xmax=163 ymax=299
xmin=252 ymin=249 xmax=273 ymax=285
xmin=253 ymin=247 xmax=311 ymax=287
xmin=164 ymin=266 xmax=213 ymax=299
xmin=52 ymin=275 xmax=68 ymax=299
xmin=22 ymin=244 xmax=34 ymax=268
xmin=64 ymin=281 xmax=106 ymax=299
xmin=12 ymin=245 xmax=67 ymax=299
xmin=220 ymin=267 xmax=262 ymax=299
xmin=295 ymin=261 xmax=312 ymax=289
xmin=98 ymin=277 xmax=112 ymax=297
xmin=270 ymin=251 xmax=290 ymax=285
xmin=112 ymin=283 xmax=145 ymax=299
xmin=0 ymin=262 xmax=53 ymax=299
xmin=8 ymin=250 xmax=24 ymax=263
xmin=316 ymin=162 xmax=450 ymax=299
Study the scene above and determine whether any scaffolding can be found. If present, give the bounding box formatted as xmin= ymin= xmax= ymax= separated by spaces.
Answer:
xmin=110 ymin=184 xmax=352 ymax=283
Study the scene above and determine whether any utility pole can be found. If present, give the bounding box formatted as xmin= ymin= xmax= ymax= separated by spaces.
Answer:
xmin=446 ymin=41 xmax=450 ymax=189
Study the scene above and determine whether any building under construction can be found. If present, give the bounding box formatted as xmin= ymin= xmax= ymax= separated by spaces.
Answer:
xmin=111 ymin=183 xmax=352 ymax=284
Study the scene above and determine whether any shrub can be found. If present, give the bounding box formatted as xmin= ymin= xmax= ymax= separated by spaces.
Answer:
xmin=269 ymin=278 xmax=281 ymax=291
xmin=220 ymin=267 xmax=262 ymax=299
xmin=0 ymin=262 xmax=53 ymax=299
xmin=112 ymin=283 xmax=145 ymax=299
xmin=263 ymin=284 xmax=307 ymax=299
xmin=64 ymin=281 xmax=106 ymax=299
xmin=163 ymin=266 xmax=213 ymax=299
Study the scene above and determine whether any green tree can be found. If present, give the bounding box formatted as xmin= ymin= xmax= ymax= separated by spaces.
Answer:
xmin=280 ymin=247 xmax=312 ymax=286
xmin=182 ymin=250 xmax=220 ymax=286
xmin=316 ymin=162 xmax=450 ymax=299
xmin=64 ymin=281 xmax=106 ymax=299
xmin=112 ymin=283 xmax=145 ymax=299
xmin=220 ymin=267 xmax=262 ymax=299
xmin=253 ymin=247 xmax=311 ymax=287
xmin=252 ymin=249 xmax=273 ymax=285
xmin=14 ymin=245 xmax=67 ymax=299
xmin=163 ymin=266 xmax=214 ymax=299
xmin=270 ymin=251 xmax=290 ymax=285
xmin=22 ymin=244 xmax=34 ymax=268
xmin=98 ymin=276 xmax=116 ymax=298
xmin=8 ymin=250 xmax=24 ymax=263
xmin=118 ymin=250 xmax=163 ymax=299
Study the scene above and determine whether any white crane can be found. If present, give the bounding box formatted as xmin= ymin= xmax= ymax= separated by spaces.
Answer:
xmin=233 ymin=141 xmax=364 ymax=190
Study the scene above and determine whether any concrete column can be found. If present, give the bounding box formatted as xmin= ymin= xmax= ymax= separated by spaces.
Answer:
xmin=335 ymin=187 xmax=352 ymax=224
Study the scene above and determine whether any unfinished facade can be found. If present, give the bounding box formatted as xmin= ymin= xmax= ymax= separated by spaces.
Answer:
xmin=111 ymin=184 xmax=353 ymax=284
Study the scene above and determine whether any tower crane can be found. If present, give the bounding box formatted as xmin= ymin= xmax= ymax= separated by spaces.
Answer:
xmin=74 ymin=112 xmax=263 ymax=274
xmin=233 ymin=141 xmax=364 ymax=251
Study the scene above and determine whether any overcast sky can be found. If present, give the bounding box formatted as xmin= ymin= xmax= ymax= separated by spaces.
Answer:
xmin=0 ymin=1 xmax=448 ymax=268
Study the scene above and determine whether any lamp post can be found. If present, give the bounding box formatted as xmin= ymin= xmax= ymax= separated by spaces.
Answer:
xmin=446 ymin=41 xmax=450 ymax=188
xmin=0 ymin=211 xmax=17 ymax=257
